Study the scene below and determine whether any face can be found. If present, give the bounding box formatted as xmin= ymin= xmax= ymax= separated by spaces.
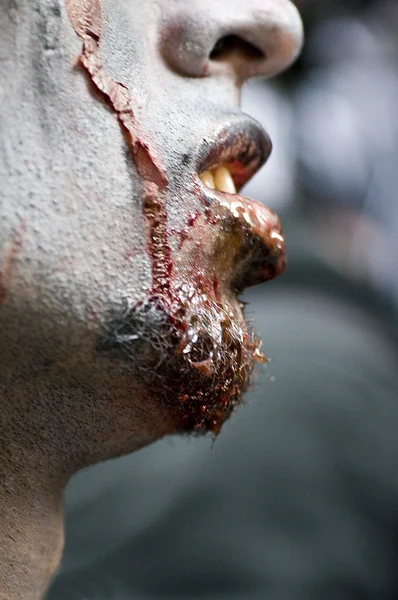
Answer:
xmin=0 ymin=0 xmax=303 ymax=467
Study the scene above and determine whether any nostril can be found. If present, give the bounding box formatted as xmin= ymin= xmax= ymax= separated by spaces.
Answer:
xmin=209 ymin=35 xmax=265 ymax=62
xmin=160 ymin=2 xmax=303 ymax=80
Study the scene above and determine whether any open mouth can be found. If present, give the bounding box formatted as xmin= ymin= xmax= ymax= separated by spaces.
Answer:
xmin=197 ymin=161 xmax=285 ymax=290
xmin=191 ymin=119 xmax=285 ymax=292
xmin=98 ymin=118 xmax=285 ymax=436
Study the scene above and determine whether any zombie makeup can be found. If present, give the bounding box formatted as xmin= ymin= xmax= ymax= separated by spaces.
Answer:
xmin=1 ymin=0 xmax=303 ymax=449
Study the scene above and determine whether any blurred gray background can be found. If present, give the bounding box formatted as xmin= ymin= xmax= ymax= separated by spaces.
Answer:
xmin=48 ymin=1 xmax=398 ymax=598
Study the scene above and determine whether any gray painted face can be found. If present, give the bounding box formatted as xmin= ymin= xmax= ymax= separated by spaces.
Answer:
xmin=0 ymin=0 xmax=303 ymax=469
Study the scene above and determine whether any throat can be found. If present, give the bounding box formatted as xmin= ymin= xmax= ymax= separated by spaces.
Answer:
xmin=0 ymin=456 xmax=65 ymax=600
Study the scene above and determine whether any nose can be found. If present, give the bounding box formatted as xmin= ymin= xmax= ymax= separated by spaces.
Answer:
xmin=160 ymin=0 xmax=304 ymax=82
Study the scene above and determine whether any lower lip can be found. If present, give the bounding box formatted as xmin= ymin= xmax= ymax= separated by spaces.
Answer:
xmin=200 ymin=186 xmax=286 ymax=288
xmin=218 ymin=193 xmax=285 ymax=253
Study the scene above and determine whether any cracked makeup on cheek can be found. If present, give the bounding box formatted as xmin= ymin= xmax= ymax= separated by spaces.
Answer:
xmin=65 ymin=0 xmax=173 ymax=298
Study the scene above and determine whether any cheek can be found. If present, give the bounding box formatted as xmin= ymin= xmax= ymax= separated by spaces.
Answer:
xmin=1 ymin=71 xmax=155 ymax=338
xmin=1 ymin=187 xmax=151 ymax=331
xmin=1 ymin=0 xmax=158 ymax=331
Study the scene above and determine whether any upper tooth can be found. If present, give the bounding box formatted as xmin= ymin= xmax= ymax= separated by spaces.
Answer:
xmin=199 ymin=170 xmax=215 ymax=189
xmin=214 ymin=166 xmax=236 ymax=194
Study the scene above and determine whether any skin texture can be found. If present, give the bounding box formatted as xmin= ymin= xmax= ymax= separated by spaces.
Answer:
xmin=0 ymin=0 xmax=303 ymax=598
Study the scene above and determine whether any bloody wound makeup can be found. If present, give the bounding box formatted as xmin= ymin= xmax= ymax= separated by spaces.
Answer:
xmin=66 ymin=0 xmax=286 ymax=435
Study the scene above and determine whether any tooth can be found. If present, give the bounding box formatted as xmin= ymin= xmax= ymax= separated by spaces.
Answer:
xmin=214 ymin=166 xmax=236 ymax=194
xmin=199 ymin=170 xmax=215 ymax=189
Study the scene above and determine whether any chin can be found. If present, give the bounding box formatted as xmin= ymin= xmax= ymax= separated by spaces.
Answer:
xmin=96 ymin=281 xmax=262 ymax=436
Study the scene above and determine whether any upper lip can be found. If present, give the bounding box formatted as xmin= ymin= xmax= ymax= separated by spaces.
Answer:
xmin=195 ymin=115 xmax=272 ymax=191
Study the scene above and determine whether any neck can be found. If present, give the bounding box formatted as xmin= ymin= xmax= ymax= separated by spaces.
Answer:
xmin=0 ymin=448 xmax=65 ymax=600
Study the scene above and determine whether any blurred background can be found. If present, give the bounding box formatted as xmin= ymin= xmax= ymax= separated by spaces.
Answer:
xmin=47 ymin=2 xmax=398 ymax=599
